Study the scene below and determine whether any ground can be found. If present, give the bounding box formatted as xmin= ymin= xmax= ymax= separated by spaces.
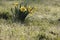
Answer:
xmin=0 ymin=0 xmax=60 ymax=40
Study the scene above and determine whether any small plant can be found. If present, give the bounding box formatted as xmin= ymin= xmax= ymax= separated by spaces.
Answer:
xmin=11 ymin=2 xmax=35 ymax=22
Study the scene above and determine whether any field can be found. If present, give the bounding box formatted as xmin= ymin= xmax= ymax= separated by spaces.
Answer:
xmin=0 ymin=0 xmax=60 ymax=40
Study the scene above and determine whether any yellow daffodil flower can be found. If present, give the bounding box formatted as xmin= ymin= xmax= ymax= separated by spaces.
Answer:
xmin=14 ymin=3 xmax=18 ymax=7
xmin=20 ymin=6 xmax=27 ymax=12
xmin=28 ymin=6 xmax=33 ymax=13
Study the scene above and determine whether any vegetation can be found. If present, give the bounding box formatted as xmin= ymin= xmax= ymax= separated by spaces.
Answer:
xmin=11 ymin=2 xmax=34 ymax=22
xmin=0 ymin=0 xmax=60 ymax=40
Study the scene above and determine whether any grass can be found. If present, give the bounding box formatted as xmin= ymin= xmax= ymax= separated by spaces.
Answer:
xmin=0 ymin=0 xmax=60 ymax=40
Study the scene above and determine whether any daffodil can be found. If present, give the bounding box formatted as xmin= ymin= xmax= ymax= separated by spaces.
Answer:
xmin=14 ymin=3 xmax=18 ymax=7
xmin=20 ymin=6 xmax=27 ymax=12
xmin=28 ymin=6 xmax=33 ymax=13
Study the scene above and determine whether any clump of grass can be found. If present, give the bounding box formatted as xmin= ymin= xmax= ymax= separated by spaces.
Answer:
xmin=0 ymin=8 xmax=12 ymax=20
